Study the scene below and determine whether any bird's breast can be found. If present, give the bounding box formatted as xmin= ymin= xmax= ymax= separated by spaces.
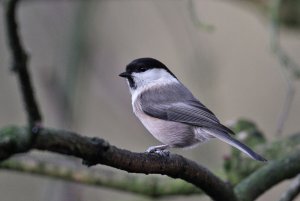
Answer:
xmin=132 ymin=98 xmax=198 ymax=148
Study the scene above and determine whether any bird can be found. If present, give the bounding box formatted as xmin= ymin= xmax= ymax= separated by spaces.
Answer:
xmin=119 ymin=57 xmax=267 ymax=161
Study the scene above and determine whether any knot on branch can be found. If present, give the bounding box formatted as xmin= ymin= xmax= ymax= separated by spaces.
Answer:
xmin=82 ymin=137 xmax=110 ymax=167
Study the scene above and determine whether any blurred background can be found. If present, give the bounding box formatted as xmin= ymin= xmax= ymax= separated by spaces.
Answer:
xmin=0 ymin=0 xmax=300 ymax=201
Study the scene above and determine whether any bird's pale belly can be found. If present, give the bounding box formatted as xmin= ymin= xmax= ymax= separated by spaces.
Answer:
xmin=133 ymin=103 xmax=199 ymax=147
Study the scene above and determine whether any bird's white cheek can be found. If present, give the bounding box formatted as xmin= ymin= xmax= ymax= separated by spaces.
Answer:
xmin=131 ymin=69 xmax=177 ymax=87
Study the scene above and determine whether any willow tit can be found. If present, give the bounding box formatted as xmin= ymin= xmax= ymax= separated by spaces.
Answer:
xmin=119 ymin=58 xmax=266 ymax=161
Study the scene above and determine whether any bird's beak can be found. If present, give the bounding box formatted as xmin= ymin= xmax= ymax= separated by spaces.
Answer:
xmin=119 ymin=72 xmax=131 ymax=78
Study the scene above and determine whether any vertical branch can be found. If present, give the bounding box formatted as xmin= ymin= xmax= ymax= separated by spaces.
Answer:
xmin=269 ymin=0 xmax=300 ymax=136
xmin=4 ymin=0 xmax=42 ymax=130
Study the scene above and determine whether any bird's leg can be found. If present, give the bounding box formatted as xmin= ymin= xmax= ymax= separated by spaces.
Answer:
xmin=145 ymin=145 xmax=170 ymax=156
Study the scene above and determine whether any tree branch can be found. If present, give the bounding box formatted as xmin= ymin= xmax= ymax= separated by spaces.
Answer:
xmin=0 ymin=156 xmax=201 ymax=197
xmin=0 ymin=126 xmax=237 ymax=201
xmin=235 ymin=149 xmax=300 ymax=201
xmin=4 ymin=0 xmax=42 ymax=128
xmin=2 ymin=124 xmax=300 ymax=200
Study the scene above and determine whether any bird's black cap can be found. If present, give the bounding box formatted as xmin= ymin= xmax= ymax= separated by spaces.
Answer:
xmin=122 ymin=57 xmax=177 ymax=78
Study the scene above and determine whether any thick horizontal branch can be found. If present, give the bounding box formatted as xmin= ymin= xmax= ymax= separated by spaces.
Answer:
xmin=0 ymin=126 xmax=236 ymax=201
xmin=234 ymin=149 xmax=300 ymax=201
xmin=0 ymin=156 xmax=201 ymax=197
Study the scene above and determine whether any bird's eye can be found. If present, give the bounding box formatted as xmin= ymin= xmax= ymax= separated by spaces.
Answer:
xmin=139 ymin=67 xmax=146 ymax=72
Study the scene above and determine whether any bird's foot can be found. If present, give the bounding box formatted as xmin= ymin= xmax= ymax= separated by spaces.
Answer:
xmin=145 ymin=145 xmax=170 ymax=156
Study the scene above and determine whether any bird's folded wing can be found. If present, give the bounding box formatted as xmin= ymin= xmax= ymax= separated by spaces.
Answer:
xmin=142 ymin=101 xmax=234 ymax=135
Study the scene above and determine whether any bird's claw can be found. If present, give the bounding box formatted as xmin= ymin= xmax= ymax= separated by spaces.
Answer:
xmin=145 ymin=145 xmax=170 ymax=156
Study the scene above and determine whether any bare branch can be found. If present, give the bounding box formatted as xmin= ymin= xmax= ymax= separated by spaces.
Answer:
xmin=4 ymin=0 xmax=42 ymax=128
xmin=0 ymin=126 xmax=237 ymax=201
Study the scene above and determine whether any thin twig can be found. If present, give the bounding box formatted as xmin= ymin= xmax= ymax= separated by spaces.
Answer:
xmin=279 ymin=174 xmax=300 ymax=201
xmin=269 ymin=0 xmax=300 ymax=136
xmin=276 ymin=75 xmax=295 ymax=135
xmin=4 ymin=0 xmax=42 ymax=129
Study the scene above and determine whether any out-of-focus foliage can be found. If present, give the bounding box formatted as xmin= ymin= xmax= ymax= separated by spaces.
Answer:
xmin=240 ymin=0 xmax=300 ymax=28
xmin=280 ymin=0 xmax=300 ymax=28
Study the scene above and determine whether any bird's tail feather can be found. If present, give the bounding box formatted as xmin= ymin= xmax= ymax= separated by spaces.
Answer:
xmin=204 ymin=129 xmax=267 ymax=162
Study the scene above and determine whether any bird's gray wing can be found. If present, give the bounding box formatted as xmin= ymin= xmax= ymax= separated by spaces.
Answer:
xmin=140 ymin=83 xmax=234 ymax=134
xmin=142 ymin=101 xmax=234 ymax=134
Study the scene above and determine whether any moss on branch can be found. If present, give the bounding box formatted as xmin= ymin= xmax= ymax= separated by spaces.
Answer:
xmin=0 ymin=156 xmax=201 ymax=197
